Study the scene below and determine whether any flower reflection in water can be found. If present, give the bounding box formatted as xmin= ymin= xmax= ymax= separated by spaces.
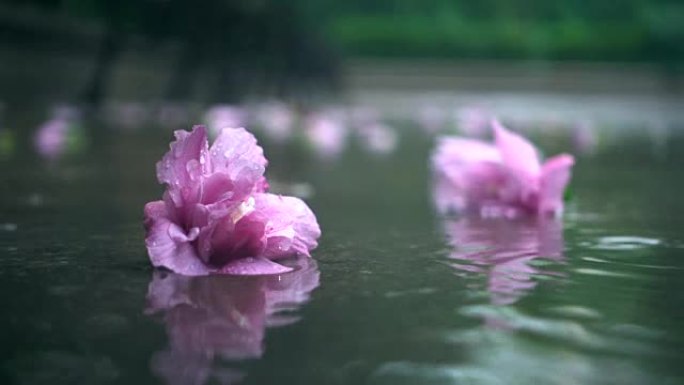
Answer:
xmin=444 ymin=217 xmax=564 ymax=306
xmin=145 ymin=257 xmax=320 ymax=385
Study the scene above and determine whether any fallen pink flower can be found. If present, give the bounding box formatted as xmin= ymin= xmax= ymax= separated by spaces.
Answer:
xmin=356 ymin=122 xmax=398 ymax=155
xmin=432 ymin=120 xmax=574 ymax=217
xmin=444 ymin=217 xmax=563 ymax=306
xmin=146 ymin=257 xmax=319 ymax=385
xmin=255 ymin=102 xmax=295 ymax=143
xmin=304 ymin=113 xmax=348 ymax=160
xmin=144 ymin=125 xmax=321 ymax=276
xmin=34 ymin=116 xmax=70 ymax=160
xmin=572 ymin=120 xmax=598 ymax=155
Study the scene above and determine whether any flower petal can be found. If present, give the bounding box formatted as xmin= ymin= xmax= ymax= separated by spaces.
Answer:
xmin=199 ymin=212 xmax=267 ymax=268
xmin=431 ymin=137 xmax=519 ymax=214
xmin=218 ymin=257 xmax=293 ymax=275
xmin=144 ymin=200 xmax=211 ymax=276
xmin=156 ymin=126 xmax=209 ymax=190
xmin=493 ymin=120 xmax=541 ymax=178
xmin=254 ymin=193 xmax=321 ymax=259
xmin=208 ymin=127 xmax=267 ymax=199
xmin=540 ymin=154 xmax=575 ymax=215
xmin=432 ymin=137 xmax=501 ymax=170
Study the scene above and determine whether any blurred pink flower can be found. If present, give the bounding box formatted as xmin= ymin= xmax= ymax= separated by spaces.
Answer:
xmin=432 ymin=120 xmax=574 ymax=217
xmin=144 ymin=126 xmax=320 ymax=276
xmin=572 ymin=120 xmax=598 ymax=155
xmin=204 ymin=105 xmax=247 ymax=137
xmin=417 ymin=104 xmax=447 ymax=134
xmin=304 ymin=113 xmax=348 ymax=160
xmin=146 ymin=257 xmax=320 ymax=385
xmin=255 ymin=102 xmax=294 ymax=142
xmin=455 ymin=106 xmax=491 ymax=137
xmin=34 ymin=116 xmax=70 ymax=160
xmin=356 ymin=122 xmax=398 ymax=155
xmin=444 ymin=217 xmax=564 ymax=306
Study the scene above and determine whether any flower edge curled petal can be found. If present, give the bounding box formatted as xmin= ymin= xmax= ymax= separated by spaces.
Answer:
xmin=492 ymin=119 xmax=541 ymax=178
xmin=156 ymin=125 xmax=209 ymax=189
xmin=218 ymin=256 xmax=293 ymax=275
xmin=539 ymin=154 xmax=575 ymax=216
xmin=254 ymin=193 xmax=321 ymax=259
xmin=144 ymin=201 xmax=211 ymax=276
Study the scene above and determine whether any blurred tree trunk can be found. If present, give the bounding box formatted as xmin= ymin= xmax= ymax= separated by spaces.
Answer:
xmin=165 ymin=37 xmax=203 ymax=101
xmin=80 ymin=25 xmax=123 ymax=107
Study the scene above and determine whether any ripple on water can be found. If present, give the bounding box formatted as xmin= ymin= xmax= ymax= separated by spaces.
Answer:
xmin=455 ymin=305 xmax=660 ymax=356
xmin=591 ymin=236 xmax=661 ymax=251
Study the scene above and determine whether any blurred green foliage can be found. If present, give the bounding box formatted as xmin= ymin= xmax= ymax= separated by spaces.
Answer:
xmin=4 ymin=0 xmax=683 ymax=63
xmin=312 ymin=0 xmax=684 ymax=62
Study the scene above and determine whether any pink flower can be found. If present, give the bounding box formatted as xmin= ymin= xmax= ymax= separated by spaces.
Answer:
xmin=304 ymin=113 xmax=348 ymax=160
xmin=144 ymin=125 xmax=321 ymax=276
xmin=432 ymin=120 xmax=574 ymax=217
xmin=34 ymin=117 xmax=70 ymax=160
xmin=572 ymin=120 xmax=598 ymax=155
xmin=146 ymin=257 xmax=319 ymax=385
xmin=356 ymin=122 xmax=398 ymax=155
xmin=255 ymin=102 xmax=294 ymax=142
xmin=444 ymin=217 xmax=563 ymax=305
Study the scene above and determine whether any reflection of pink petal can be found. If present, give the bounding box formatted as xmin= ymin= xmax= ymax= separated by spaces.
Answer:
xmin=444 ymin=217 xmax=564 ymax=305
xmin=147 ymin=258 xmax=319 ymax=385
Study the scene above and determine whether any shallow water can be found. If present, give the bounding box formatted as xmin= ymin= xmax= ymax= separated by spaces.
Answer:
xmin=1 ymin=117 xmax=684 ymax=385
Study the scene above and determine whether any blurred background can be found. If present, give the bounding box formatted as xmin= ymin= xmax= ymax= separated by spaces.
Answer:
xmin=1 ymin=0 xmax=682 ymax=108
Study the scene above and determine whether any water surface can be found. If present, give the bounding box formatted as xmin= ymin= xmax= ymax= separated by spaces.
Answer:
xmin=1 ymin=115 xmax=683 ymax=385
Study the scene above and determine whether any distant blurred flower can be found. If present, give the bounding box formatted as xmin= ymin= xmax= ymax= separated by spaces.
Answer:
xmin=455 ymin=106 xmax=491 ymax=137
xmin=255 ymin=102 xmax=294 ymax=143
xmin=444 ymin=217 xmax=564 ymax=305
xmin=572 ymin=120 xmax=598 ymax=155
xmin=356 ymin=122 xmax=398 ymax=155
xmin=34 ymin=117 xmax=69 ymax=159
xmin=432 ymin=120 xmax=574 ymax=217
xmin=204 ymin=104 xmax=247 ymax=137
xmin=33 ymin=107 xmax=83 ymax=160
xmin=417 ymin=104 xmax=447 ymax=134
xmin=147 ymin=257 xmax=319 ymax=385
xmin=144 ymin=126 xmax=320 ymax=276
xmin=304 ymin=113 xmax=348 ymax=160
